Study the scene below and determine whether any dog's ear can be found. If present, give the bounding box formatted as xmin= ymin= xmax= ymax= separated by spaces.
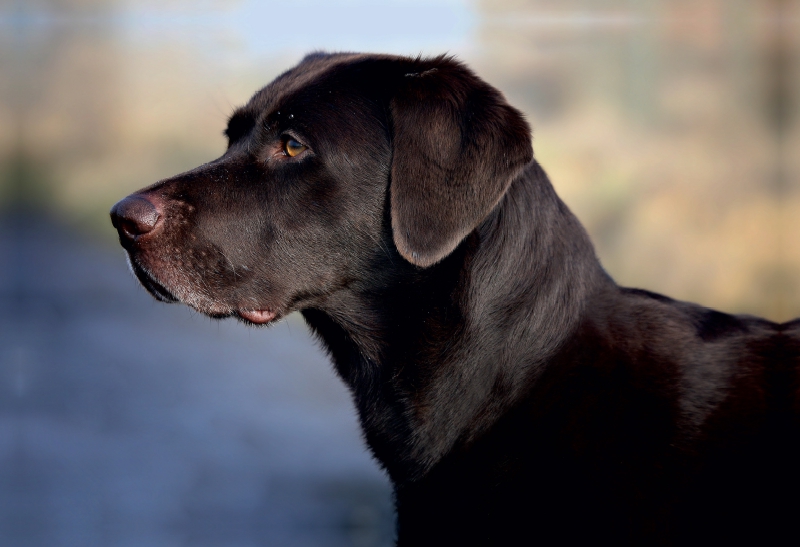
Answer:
xmin=389 ymin=57 xmax=532 ymax=267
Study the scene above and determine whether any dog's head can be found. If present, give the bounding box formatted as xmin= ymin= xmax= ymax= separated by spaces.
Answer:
xmin=110 ymin=53 xmax=532 ymax=324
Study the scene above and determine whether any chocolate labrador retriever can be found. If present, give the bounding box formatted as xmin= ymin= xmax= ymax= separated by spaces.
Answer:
xmin=111 ymin=53 xmax=800 ymax=545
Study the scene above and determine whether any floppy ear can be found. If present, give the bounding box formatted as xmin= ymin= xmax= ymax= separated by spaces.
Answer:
xmin=389 ymin=57 xmax=532 ymax=267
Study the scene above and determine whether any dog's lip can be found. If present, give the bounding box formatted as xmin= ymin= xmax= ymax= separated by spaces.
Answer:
xmin=129 ymin=260 xmax=179 ymax=303
xmin=237 ymin=309 xmax=277 ymax=324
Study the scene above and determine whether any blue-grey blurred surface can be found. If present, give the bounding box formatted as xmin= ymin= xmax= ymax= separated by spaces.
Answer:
xmin=0 ymin=213 xmax=393 ymax=546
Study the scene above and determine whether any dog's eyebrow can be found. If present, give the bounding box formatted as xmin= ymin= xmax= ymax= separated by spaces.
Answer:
xmin=224 ymin=111 xmax=256 ymax=144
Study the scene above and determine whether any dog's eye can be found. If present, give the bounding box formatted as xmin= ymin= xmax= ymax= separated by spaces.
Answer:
xmin=283 ymin=138 xmax=307 ymax=157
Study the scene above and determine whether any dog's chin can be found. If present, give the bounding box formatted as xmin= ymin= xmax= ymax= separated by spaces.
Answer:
xmin=129 ymin=260 xmax=179 ymax=303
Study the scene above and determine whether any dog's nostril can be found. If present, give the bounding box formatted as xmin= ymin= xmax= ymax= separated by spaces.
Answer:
xmin=110 ymin=195 xmax=161 ymax=239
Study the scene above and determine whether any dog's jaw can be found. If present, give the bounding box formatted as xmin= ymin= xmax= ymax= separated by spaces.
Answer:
xmin=126 ymin=246 xmax=284 ymax=324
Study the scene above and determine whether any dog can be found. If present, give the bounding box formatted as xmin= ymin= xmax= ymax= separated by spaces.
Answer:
xmin=111 ymin=53 xmax=800 ymax=545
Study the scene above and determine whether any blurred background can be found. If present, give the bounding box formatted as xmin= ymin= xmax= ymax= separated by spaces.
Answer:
xmin=0 ymin=0 xmax=797 ymax=545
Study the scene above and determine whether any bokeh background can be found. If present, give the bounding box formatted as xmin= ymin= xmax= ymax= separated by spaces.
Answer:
xmin=1 ymin=0 xmax=798 ymax=545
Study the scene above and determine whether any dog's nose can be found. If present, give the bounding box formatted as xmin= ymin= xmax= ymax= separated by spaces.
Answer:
xmin=110 ymin=195 xmax=161 ymax=240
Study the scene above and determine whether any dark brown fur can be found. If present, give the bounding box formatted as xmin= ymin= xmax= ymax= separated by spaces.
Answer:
xmin=111 ymin=53 xmax=800 ymax=545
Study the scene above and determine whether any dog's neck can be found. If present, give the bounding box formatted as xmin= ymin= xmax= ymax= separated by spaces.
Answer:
xmin=302 ymin=160 xmax=611 ymax=483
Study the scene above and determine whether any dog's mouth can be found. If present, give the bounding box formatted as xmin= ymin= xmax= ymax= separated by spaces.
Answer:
xmin=127 ymin=254 xmax=282 ymax=325
xmin=129 ymin=259 xmax=179 ymax=303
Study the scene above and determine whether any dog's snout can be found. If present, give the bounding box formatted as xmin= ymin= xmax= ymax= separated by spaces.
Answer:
xmin=110 ymin=195 xmax=162 ymax=241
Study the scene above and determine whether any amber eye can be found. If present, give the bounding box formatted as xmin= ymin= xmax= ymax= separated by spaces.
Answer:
xmin=283 ymin=138 xmax=307 ymax=157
